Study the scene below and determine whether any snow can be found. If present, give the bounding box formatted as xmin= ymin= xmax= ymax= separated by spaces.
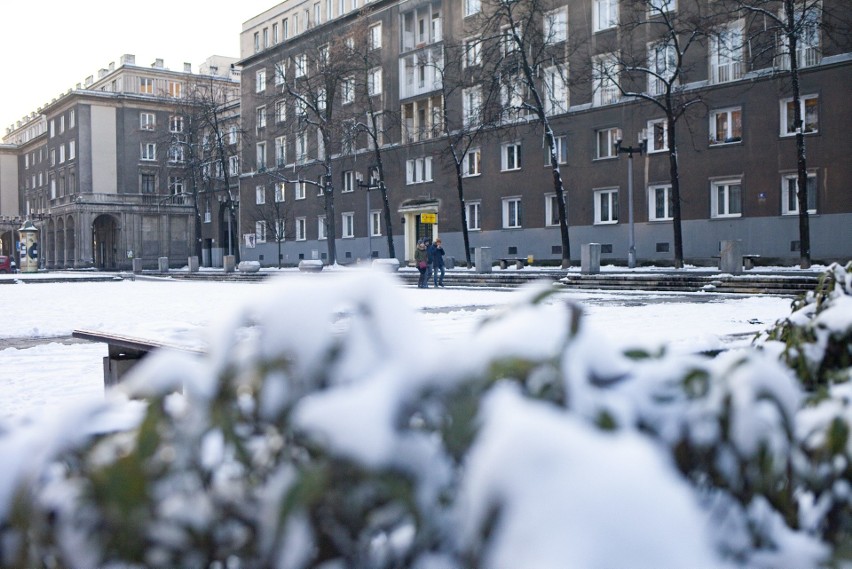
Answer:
xmin=0 ymin=270 xmax=794 ymax=423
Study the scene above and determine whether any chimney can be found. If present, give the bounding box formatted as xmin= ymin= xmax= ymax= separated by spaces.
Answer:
xmin=120 ymin=53 xmax=135 ymax=65
xmin=98 ymin=68 xmax=109 ymax=78
xmin=109 ymin=61 xmax=115 ymax=71
xmin=85 ymin=75 xmax=94 ymax=87
xmin=152 ymin=58 xmax=164 ymax=69
xmin=184 ymin=62 xmax=192 ymax=73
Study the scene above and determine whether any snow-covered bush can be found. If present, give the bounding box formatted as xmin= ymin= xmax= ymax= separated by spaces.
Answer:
xmin=0 ymin=271 xmax=849 ymax=568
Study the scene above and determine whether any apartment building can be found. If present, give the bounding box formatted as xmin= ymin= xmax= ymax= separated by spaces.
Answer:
xmin=1 ymin=55 xmax=241 ymax=270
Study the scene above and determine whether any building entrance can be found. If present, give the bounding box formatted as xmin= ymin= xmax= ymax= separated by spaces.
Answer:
xmin=93 ymin=215 xmax=119 ymax=270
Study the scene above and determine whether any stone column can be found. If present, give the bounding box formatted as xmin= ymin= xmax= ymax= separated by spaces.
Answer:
xmin=581 ymin=243 xmax=601 ymax=274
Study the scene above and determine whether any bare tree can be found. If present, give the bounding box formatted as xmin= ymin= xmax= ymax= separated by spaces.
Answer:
xmin=249 ymin=181 xmax=292 ymax=268
xmin=476 ymin=0 xmax=578 ymax=268
xmin=598 ymin=0 xmax=708 ymax=269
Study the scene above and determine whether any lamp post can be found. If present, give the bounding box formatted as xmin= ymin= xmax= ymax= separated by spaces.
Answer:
xmin=614 ymin=129 xmax=647 ymax=269
xmin=357 ymin=179 xmax=379 ymax=260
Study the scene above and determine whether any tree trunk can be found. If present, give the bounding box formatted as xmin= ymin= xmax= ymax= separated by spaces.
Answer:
xmin=667 ymin=115 xmax=684 ymax=269
xmin=455 ymin=165 xmax=473 ymax=267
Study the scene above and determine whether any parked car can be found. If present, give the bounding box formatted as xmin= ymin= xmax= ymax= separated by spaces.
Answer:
xmin=0 ymin=255 xmax=13 ymax=273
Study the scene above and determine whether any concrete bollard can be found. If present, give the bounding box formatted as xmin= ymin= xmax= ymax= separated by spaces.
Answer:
xmin=581 ymin=243 xmax=601 ymax=274
xmin=372 ymin=258 xmax=400 ymax=272
xmin=158 ymin=256 xmax=169 ymax=273
xmin=298 ymin=260 xmax=324 ymax=272
xmin=188 ymin=256 xmax=199 ymax=273
xmin=475 ymin=247 xmax=492 ymax=273
xmin=223 ymin=255 xmax=236 ymax=273
xmin=132 ymin=258 xmax=143 ymax=274
xmin=720 ymin=240 xmax=743 ymax=275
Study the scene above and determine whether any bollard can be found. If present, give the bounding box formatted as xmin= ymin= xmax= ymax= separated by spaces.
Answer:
xmin=223 ymin=255 xmax=236 ymax=273
xmin=719 ymin=240 xmax=743 ymax=275
xmin=581 ymin=243 xmax=601 ymax=274
xmin=188 ymin=256 xmax=199 ymax=273
xmin=132 ymin=258 xmax=143 ymax=274
xmin=475 ymin=247 xmax=492 ymax=273
xmin=158 ymin=256 xmax=169 ymax=273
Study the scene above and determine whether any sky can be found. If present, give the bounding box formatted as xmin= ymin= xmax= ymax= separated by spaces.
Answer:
xmin=0 ymin=0 xmax=279 ymax=135
xmin=0 ymin=268 xmax=795 ymax=422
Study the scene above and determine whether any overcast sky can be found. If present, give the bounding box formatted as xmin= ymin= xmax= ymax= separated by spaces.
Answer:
xmin=0 ymin=0 xmax=278 ymax=135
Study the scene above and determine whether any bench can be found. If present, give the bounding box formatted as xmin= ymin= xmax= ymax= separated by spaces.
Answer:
xmin=497 ymin=258 xmax=527 ymax=270
xmin=712 ymin=255 xmax=760 ymax=270
xmin=72 ymin=329 xmax=204 ymax=387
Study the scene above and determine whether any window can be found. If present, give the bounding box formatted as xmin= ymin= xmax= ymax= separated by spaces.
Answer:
xmin=648 ymin=40 xmax=677 ymax=95
xmin=275 ymin=61 xmax=287 ymax=85
xmin=256 ymin=106 xmax=267 ymax=130
xmin=545 ymin=194 xmax=562 ymax=226
xmin=256 ymin=185 xmax=266 ymax=204
xmin=50 ymin=149 xmax=56 ymax=166
xmin=502 ymin=141 xmax=522 ymax=171
xmin=593 ymin=53 xmax=619 ymax=106
xmin=343 ymin=170 xmax=357 ymax=192
xmin=593 ymin=0 xmax=618 ymax=31
xmin=315 ymin=2 xmax=321 ymax=24
xmin=275 ymin=136 xmax=287 ymax=166
xmin=781 ymin=95 xmax=818 ymax=135
xmin=256 ymin=69 xmax=267 ymax=92
xmin=283 ymin=18 xmax=289 ymax=39
xmin=369 ymin=23 xmax=382 ymax=49
xmin=406 ymin=157 xmax=433 ymax=184
xmin=295 ymin=180 xmax=306 ymax=200
xmin=141 ymin=143 xmax=157 ymax=161
xmin=314 ymin=215 xmax=326 ymax=240
xmin=710 ymin=21 xmax=744 ymax=84
xmin=59 ymin=145 xmax=65 ymax=163
xmin=69 ymin=110 xmax=75 ymax=129
xmin=464 ymin=37 xmax=482 ymax=67
xmin=647 ymin=119 xmax=669 ymax=153
xmin=168 ymin=81 xmax=182 ymax=98
xmin=141 ymin=173 xmax=156 ymax=193
xmin=462 ymin=86 xmax=482 ymax=126
xmin=467 ymin=201 xmax=481 ymax=230
xmin=777 ymin=7 xmax=820 ymax=69
xmin=69 ymin=141 xmax=76 ymax=160
xmin=317 ymin=129 xmax=326 ymax=160
xmin=595 ymin=188 xmax=619 ymax=224
xmin=254 ymin=32 xmax=260 ymax=53
xmin=503 ymin=197 xmax=522 ymax=228
xmin=596 ymin=127 xmax=620 ymax=159
xmin=368 ymin=68 xmax=382 ymax=95
xmin=49 ymin=120 xmax=55 ymax=138
xmin=296 ymin=132 xmax=308 ymax=162
xmin=59 ymin=116 xmax=65 ymax=134
xmin=169 ymin=176 xmax=185 ymax=195
xmin=546 ymin=135 xmax=568 ymax=165
xmin=168 ymin=143 xmax=185 ymax=163
xmin=229 ymin=155 xmax=240 ymax=176
xmin=649 ymin=0 xmax=676 ymax=12
xmin=710 ymin=179 xmax=742 ymax=218
xmin=256 ymin=221 xmax=267 ymax=243
xmin=341 ymin=119 xmax=356 ymax=154
xmin=781 ymin=173 xmax=816 ymax=215
xmin=370 ymin=210 xmax=382 ymax=236
xmin=273 ymin=23 xmax=279 ymax=44
xmin=648 ymin=184 xmax=673 ymax=220
xmin=342 ymin=77 xmax=354 ymax=104
xmin=140 ymin=112 xmax=156 ymax=130
xmin=229 ymin=125 xmax=238 ymax=144
xmin=341 ymin=212 xmax=355 ymax=238
xmin=543 ymin=66 xmax=568 ymax=115
xmin=256 ymin=142 xmax=267 ymax=169
xmin=709 ymin=107 xmax=742 ymax=144
xmin=463 ymin=148 xmax=481 ymax=177
xmin=294 ymin=13 xmax=300 ymax=34
xmin=464 ymin=0 xmax=480 ymax=17
xmin=544 ymin=8 xmax=568 ymax=44
xmin=139 ymin=77 xmax=154 ymax=94
xmin=169 ymin=115 xmax=184 ymax=133
xmin=295 ymin=54 xmax=307 ymax=77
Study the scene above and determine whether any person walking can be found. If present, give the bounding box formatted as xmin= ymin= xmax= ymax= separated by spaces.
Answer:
xmin=414 ymin=240 xmax=429 ymax=288
xmin=430 ymin=238 xmax=445 ymax=287
xmin=423 ymin=237 xmax=433 ymax=286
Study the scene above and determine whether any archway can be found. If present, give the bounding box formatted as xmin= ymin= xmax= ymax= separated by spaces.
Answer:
xmin=92 ymin=214 xmax=119 ymax=270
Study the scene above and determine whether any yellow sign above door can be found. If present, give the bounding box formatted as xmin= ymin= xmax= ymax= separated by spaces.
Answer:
xmin=421 ymin=213 xmax=437 ymax=224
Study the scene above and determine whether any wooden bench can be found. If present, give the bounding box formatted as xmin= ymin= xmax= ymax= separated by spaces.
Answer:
xmin=72 ymin=329 xmax=204 ymax=387
xmin=497 ymin=258 xmax=527 ymax=270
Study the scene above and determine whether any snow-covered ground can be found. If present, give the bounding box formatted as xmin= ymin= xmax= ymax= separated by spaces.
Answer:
xmin=0 ymin=269 xmax=795 ymax=423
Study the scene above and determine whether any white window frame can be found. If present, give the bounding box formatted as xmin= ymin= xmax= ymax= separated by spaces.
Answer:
xmin=256 ymin=142 xmax=267 ymax=170
xmin=646 ymin=119 xmax=669 ymax=153
xmin=169 ymin=115 xmax=184 ymax=133
xmin=501 ymin=141 xmax=522 ymax=171
xmin=295 ymin=54 xmax=307 ymax=77
xmin=256 ymin=69 xmax=267 ymax=93
xmin=342 ymin=77 xmax=355 ymax=104
xmin=596 ymin=127 xmax=620 ymax=159
xmin=275 ymin=61 xmax=287 ymax=85
xmin=256 ymin=221 xmax=267 ymax=243
xmin=781 ymin=173 xmax=817 ymax=215
xmin=648 ymin=40 xmax=677 ymax=95
xmin=464 ymin=36 xmax=482 ymax=68
xmin=406 ymin=157 xmax=433 ymax=184
xmin=593 ymin=0 xmax=618 ymax=32
xmin=649 ymin=0 xmax=677 ymax=13
xmin=370 ymin=210 xmax=382 ymax=237
xmin=464 ymin=0 xmax=480 ymax=17
xmin=710 ymin=178 xmax=742 ymax=218
xmin=368 ymin=68 xmax=382 ymax=96
xmin=777 ymin=6 xmax=820 ymax=70
xmin=710 ymin=20 xmax=744 ymax=84
xmin=295 ymin=180 xmax=306 ymax=200
xmin=256 ymin=185 xmax=266 ymax=205
xmin=369 ymin=23 xmax=382 ymax=49
xmin=141 ymin=142 xmax=157 ymax=161
xmin=229 ymin=125 xmax=238 ymax=144
xmin=342 ymin=212 xmax=355 ymax=238
xmin=593 ymin=53 xmax=619 ymax=106
xmin=316 ymin=215 xmax=326 ymax=240
xmin=780 ymin=94 xmax=819 ymax=136
xmin=709 ymin=107 xmax=742 ymax=145
xmin=275 ymin=182 xmax=285 ymax=203
xmin=545 ymin=193 xmax=562 ymax=227
xmin=256 ymin=106 xmax=267 ymax=130
xmin=648 ymin=184 xmax=673 ymax=221
xmin=543 ymin=65 xmax=569 ymax=115
xmin=462 ymin=86 xmax=482 ymax=126
xmin=467 ymin=201 xmax=481 ymax=231
xmin=546 ymin=135 xmax=568 ymax=165
xmin=296 ymin=217 xmax=307 ymax=241
xmin=594 ymin=188 xmax=619 ymax=224
xmin=502 ymin=197 xmax=522 ymax=229
xmin=69 ymin=141 xmax=76 ymax=160
xmin=544 ymin=8 xmax=568 ymax=45
xmin=140 ymin=112 xmax=156 ymax=130
xmin=343 ymin=170 xmax=357 ymax=192
xmin=463 ymin=148 xmax=481 ymax=177
xmin=229 ymin=155 xmax=240 ymax=176
xmin=275 ymin=136 xmax=287 ymax=167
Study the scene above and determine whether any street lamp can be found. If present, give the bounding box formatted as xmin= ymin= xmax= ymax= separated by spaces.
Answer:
xmin=357 ymin=178 xmax=379 ymax=260
xmin=614 ymin=129 xmax=647 ymax=269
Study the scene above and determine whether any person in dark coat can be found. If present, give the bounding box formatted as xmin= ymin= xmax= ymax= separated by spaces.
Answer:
xmin=414 ymin=240 xmax=429 ymax=288
xmin=429 ymin=238 xmax=445 ymax=287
